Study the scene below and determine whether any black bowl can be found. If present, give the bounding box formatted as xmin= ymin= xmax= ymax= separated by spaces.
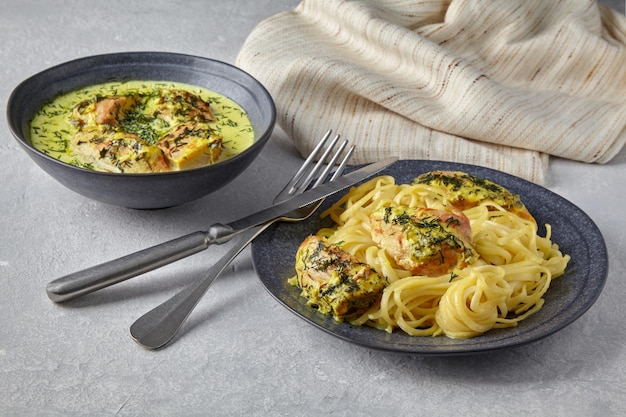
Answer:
xmin=6 ymin=52 xmax=276 ymax=209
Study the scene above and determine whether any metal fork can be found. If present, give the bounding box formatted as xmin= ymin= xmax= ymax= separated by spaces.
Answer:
xmin=129 ymin=130 xmax=355 ymax=349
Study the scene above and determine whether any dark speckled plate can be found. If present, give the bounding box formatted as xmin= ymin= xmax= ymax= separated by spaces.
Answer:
xmin=251 ymin=160 xmax=608 ymax=355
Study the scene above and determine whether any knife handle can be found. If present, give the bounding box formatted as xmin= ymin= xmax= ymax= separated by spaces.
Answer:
xmin=46 ymin=231 xmax=210 ymax=303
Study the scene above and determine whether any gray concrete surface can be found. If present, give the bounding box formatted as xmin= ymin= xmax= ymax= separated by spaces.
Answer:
xmin=1 ymin=1 xmax=625 ymax=415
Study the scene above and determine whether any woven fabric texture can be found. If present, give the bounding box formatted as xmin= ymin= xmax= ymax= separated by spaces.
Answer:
xmin=236 ymin=0 xmax=626 ymax=183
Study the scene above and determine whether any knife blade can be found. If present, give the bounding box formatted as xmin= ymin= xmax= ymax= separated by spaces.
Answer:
xmin=46 ymin=157 xmax=397 ymax=302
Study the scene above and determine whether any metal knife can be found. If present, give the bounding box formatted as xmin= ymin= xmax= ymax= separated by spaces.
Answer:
xmin=46 ymin=157 xmax=397 ymax=302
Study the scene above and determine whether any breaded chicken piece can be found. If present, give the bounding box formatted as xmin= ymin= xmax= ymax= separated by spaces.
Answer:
xmin=295 ymin=235 xmax=387 ymax=318
xmin=370 ymin=205 xmax=477 ymax=276
xmin=151 ymin=89 xmax=216 ymax=125
xmin=93 ymin=96 xmax=138 ymax=125
xmin=69 ymin=95 xmax=138 ymax=128
xmin=72 ymin=127 xmax=168 ymax=173
xmin=157 ymin=123 xmax=223 ymax=170
xmin=412 ymin=171 xmax=534 ymax=222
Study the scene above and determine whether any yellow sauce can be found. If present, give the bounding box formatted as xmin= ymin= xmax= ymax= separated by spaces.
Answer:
xmin=30 ymin=80 xmax=254 ymax=172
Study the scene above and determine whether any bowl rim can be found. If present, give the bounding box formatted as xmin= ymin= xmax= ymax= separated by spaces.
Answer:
xmin=6 ymin=51 xmax=276 ymax=178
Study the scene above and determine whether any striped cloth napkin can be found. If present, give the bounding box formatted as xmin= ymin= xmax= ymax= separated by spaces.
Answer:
xmin=236 ymin=0 xmax=626 ymax=183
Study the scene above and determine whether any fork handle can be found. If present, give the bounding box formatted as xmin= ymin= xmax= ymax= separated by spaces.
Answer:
xmin=46 ymin=231 xmax=210 ymax=303
xmin=129 ymin=224 xmax=267 ymax=349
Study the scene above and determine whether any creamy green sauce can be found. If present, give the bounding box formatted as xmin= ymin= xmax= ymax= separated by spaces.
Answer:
xmin=30 ymin=80 xmax=254 ymax=171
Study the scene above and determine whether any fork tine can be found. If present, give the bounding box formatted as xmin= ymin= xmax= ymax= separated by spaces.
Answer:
xmin=281 ymin=129 xmax=333 ymax=196
xmin=329 ymin=144 xmax=355 ymax=181
xmin=275 ymin=129 xmax=348 ymax=203
xmin=312 ymin=140 xmax=351 ymax=188
xmin=296 ymin=133 xmax=342 ymax=192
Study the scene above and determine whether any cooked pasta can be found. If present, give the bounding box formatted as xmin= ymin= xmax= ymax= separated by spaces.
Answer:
xmin=291 ymin=172 xmax=570 ymax=338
